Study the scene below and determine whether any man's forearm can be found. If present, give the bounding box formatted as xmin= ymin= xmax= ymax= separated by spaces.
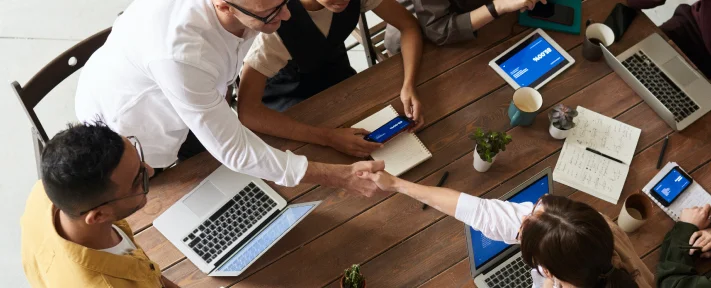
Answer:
xmin=399 ymin=24 xmax=423 ymax=89
xmin=301 ymin=161 xmax=349 ymax=187
xmin=393 ymin=179 xmax=460 ymax=216
xmin=470 ymin=5 xmax=496 ymax=31
xmin=239 ymin=104 xmax=332 ymax=146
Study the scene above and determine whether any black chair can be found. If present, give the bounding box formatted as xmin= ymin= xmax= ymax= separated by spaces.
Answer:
xmin=10 ymin=27 xmax=112 ymax=174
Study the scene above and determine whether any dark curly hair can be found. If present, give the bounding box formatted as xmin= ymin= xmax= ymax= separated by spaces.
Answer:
xmin=40 ymin=121 xmax=125 ymax=216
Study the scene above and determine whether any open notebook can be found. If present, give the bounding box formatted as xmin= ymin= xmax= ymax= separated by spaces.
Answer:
xmin=351 ymin=105 xmax=432 ymax=176
xmin=553 ymin=107 xmax=641 ymax=204
xmin=642 ymin=162 xmax=711 ymax=221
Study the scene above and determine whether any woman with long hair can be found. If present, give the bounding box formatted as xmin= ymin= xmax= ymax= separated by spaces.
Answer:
xmin=357 ymin=169 xmax=654 ymax=287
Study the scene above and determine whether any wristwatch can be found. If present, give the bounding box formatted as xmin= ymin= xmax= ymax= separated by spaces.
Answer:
xmin=486 ymin=1 xmax=499 ymax=19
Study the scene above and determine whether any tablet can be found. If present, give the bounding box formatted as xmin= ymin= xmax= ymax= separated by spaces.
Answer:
xmin=489 ymin=29 xmax=575 ymax=90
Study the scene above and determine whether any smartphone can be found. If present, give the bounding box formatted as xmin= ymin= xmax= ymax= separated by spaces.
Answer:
xmin=363 ymin=116 xmax=413 ymax=143
xmin=650 ymin=166 xmax=693 ymax=207
xmin=604 ymin=3 xmax=638 ymax=42
xmin=528 ymin=2 xmax=575 ymax=26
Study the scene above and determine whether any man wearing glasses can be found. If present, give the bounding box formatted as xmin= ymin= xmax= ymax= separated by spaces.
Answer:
xmin=21 ymin=123 xmax=178 ymax=287
xmin=75 ymin=0 xmax=383 ymax=196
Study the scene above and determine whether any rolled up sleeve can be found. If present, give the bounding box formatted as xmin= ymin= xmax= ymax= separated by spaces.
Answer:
xmin=148 ymin=59 xmax=307 ymax=186
xmin=415 ymin=0 xmax=476 ymax=45
xmin=455 ymin=193 xmax=533 ymax=244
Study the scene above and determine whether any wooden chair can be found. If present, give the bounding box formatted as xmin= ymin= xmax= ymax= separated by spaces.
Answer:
xmin=10 ymin=27 xmax=112 ymax=175
xmin=349 ymin=0 xmax=415 ymax=67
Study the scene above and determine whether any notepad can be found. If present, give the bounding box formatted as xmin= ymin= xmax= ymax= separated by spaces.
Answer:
xmin=642 ymin=162 xmax=711 ymax=221
xmin=351 ymin=105 xmax=432 ymax=176
xmin=553 ymin=107 xmax=641 ymax=204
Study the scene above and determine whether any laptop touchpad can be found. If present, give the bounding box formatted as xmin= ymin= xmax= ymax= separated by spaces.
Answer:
xmin=662 ymin=57 xmax=697 ymax=87
xmin=183 ymin=181 xmax=227 ymax=218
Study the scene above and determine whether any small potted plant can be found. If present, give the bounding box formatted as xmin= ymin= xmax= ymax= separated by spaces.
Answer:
xmin=548 ymin=104 xmax=578 ymax=140
xmin=469 ymin=128 xmax=512 ymax=172
xmin=341 ymin=264 xmax=365 ymax=288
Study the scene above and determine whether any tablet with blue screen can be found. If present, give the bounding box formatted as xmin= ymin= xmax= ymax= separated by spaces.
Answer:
xmin=489 ymin=29 xmax=575 ymax=90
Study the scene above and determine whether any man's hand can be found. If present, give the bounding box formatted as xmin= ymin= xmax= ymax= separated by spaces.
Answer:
xmin=400 ymin=86 xmax=425 ymax=131
xmin=356 ymin=169 xmax=401 ymax=192
xmin=690 ymin=229 xmax=711 ymax=257
xmin=680 ymin=204 xmax=711 ymax=230
xmin=326 ymin=128 xmax=383 ymax=157
xmin=494 ymin=0 xmax=546 ymax=14
xmin=341 ymin=160 xmax=387 ymax=197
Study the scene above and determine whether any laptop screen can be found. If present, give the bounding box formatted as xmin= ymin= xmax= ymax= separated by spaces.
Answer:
xmin=469 ymin=175 xmax=550 ymax=269
xmin=217 ymin=203 xmax=317 ymax=272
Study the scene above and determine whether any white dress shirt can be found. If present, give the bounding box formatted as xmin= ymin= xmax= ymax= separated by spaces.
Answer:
xmin=454 ymin=194 xmax=548 ymax=288
xmin=75 ymin=0 xmax=308 ymax=186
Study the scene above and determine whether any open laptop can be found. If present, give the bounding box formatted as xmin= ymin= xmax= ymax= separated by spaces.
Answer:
xmin=466 ymin=168 xmax=552 ymax=288
xmin=153 ymin=165 xmax=320 ymax=276
xmin=602 ymin=33 xmax=711 ymax=131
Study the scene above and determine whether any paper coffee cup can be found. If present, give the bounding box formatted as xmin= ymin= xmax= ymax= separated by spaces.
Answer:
xmin=618 ymin=193 xmax=653 ymax=233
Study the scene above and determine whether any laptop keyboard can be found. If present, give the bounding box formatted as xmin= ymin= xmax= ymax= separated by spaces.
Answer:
xmin=483 ymin=257 xmax=532 ymax=288
xmin=621 ymin=51 xmax=699 ymax=122
xmin=182 ymin=183 xmax=277 ymax=264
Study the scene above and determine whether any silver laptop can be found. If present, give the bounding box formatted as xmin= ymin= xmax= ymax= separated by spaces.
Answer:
xmin=602 ymin=33 xmax=711 ymax=131
xmin=153 ymin=165 xmax=320 ymax=276
xmin=467 ymin=168 xmax=552 ymax=288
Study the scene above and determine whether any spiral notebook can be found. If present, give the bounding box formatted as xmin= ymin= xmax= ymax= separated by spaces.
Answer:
xmin=351 ymin=105 xmax=432 ymax=176
xmin=642 ymin=162 xmax=711 ymax=221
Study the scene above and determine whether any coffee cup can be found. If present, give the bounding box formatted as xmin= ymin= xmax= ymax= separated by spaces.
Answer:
xmin=583 ymin=23 xmax=615 ymax=61
xmin=508 ymin=87 xmax=543 ymax=127
xmin=617 ymin=193 xmax=654 ymax=233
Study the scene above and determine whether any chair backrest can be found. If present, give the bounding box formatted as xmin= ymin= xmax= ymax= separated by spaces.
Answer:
xmin=351 ymin=0 xmax=415 ymax=67
xmin=10 ymin=27 xmax=112 ymax=144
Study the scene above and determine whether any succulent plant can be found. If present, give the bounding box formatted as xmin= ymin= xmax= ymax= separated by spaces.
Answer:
xmin=342 ymin=264 xmax=365 ymax=288
xmin=469 ymin=128 xmax=513 ymax=163
xmin=548 ymin=104 xmax=578 ymax=130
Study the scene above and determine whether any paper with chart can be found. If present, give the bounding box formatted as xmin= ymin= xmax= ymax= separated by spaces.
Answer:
xmin=554 ymin=143 xmax=629 ymax=203
xmin=351 ymin=105 xmax=432 ymax=176
xmin=553 ymin=106 xmax=641 ymax=204
xmin=566 ymin=107 xmax=641 ymax=164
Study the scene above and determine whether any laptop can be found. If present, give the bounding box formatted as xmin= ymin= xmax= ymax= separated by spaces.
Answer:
xmin=153 ymin=165 xmax=320 ymax=276
xmin=601 ymin=33 xmax=711 ymax=131
xmin=466 ymin=168 xmax=552 ymax=288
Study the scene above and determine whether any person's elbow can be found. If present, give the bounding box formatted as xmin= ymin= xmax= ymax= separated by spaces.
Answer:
xmin=424 ymin=27 xmax=452 ymax=46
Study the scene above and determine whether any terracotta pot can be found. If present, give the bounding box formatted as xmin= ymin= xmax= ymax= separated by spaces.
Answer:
xmin=340 ymin=276 xmax=366 ymax=288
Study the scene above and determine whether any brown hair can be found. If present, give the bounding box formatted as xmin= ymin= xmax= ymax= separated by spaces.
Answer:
xmin=519 ymin=195 xmax=639 ymax=288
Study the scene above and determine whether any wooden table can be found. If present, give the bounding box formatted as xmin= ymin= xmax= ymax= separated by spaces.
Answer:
xmin=127 ymin=0 xmax=711 ymax=286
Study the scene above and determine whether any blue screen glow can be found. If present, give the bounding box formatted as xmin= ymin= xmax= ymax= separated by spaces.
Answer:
xmin=470 ymin=175 xmax=550 ymax=269
xmin=217 ymin=204 xmax=315 ymax=272
xmin=498 ymin=35 xmax=566 ymax=87
xmin=653 ymin=168 xmax=691 ymax=203
xmin=365 ymin=116 xmax=412 ymax=143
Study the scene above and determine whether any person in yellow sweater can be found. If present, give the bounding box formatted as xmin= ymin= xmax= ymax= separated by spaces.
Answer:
xmin=20 ymin=122 xmax=178 ymax=287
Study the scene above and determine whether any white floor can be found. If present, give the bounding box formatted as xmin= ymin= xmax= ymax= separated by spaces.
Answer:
xmin=0 ymin=1 xmax=688 ymax=287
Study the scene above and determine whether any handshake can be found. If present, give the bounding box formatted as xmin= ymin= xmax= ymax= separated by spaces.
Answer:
xmin=330 ymin=160 xmax=402 ymax=197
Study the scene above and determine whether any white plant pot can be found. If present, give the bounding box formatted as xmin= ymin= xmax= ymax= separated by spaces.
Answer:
xmin=549 ymin=124 xmax=571 ymax=140
xmin=473 ymin=146 xmax=497 ymax=172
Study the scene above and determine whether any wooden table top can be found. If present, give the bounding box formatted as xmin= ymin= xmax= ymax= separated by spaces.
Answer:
xmin=126 ymin=0 xmax=711 ymax=286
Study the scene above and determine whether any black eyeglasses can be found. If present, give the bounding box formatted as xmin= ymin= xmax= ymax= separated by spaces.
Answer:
xmin=77 ymin=136 xmax=149 ymax=216
xmin=223 ymin=0 xmax=289 ymax=24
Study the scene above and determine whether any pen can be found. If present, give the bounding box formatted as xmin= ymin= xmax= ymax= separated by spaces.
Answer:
xmin=657 ymin=135 xmax=669 ymax=169
xmin=423 ymin=171 xmax=449 ymax=210
xmin=678 ymin=246 xmax=704 ymax=250
xmin=586 ymin=147 xmax=625 ymax=164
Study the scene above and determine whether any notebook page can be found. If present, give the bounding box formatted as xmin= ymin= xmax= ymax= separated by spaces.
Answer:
xmin=351 ymin=105 xmax=432 ymax=176
xmin=642 ymin=162 xmax=711 ymax=221
xmin=567 ymin=107 xmax=641 ymax=164
xmin=554 ymin=143 xmax=629 ymax=204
